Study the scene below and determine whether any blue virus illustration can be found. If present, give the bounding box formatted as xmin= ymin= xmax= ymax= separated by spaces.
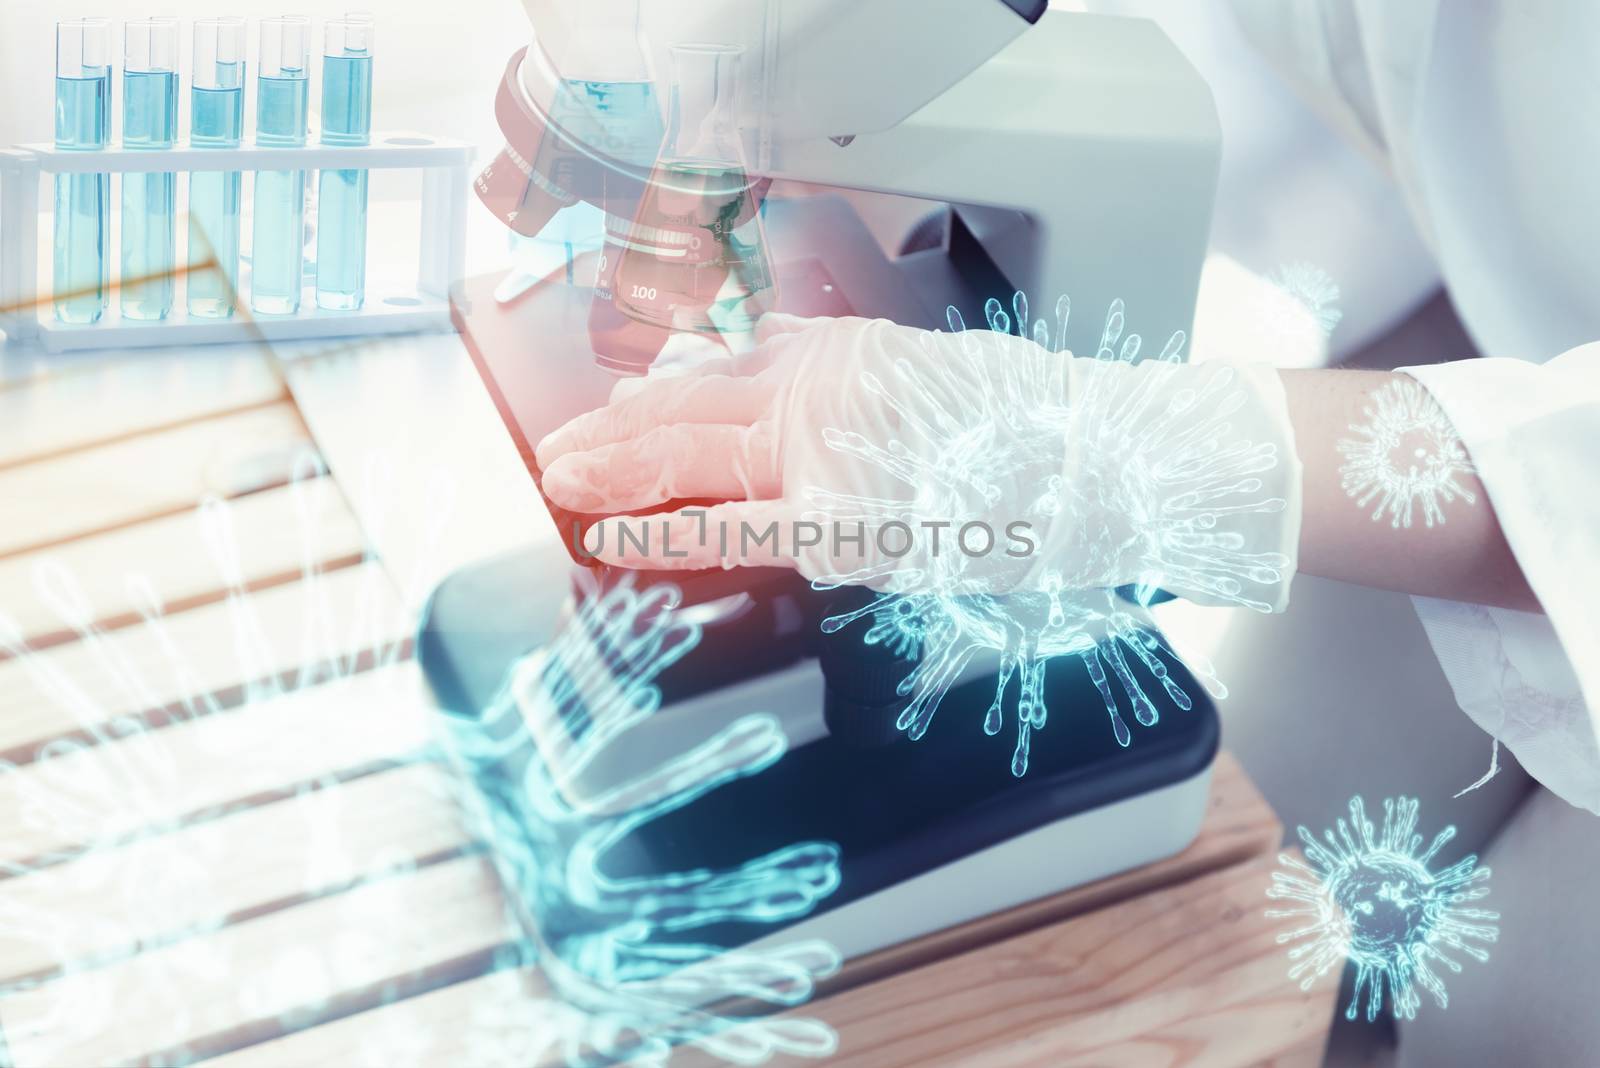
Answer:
xmin=1266 ymin=795 xmax=1498 ymax=1022
xmin=1268 ymin=260 xmax=1344 ymax=341
xmin=820 ymin=581 xmax=1208 ymax=776
xmin=0 ymin=455 xmax=836 ymax=1067
xmin=1337 ymin=377 xmax=1476 ymax=529
xmin=811 ymin=292 xmax=1290 ymax=776
xmin=436 ymin=577 xmax=843 ymax=1067
xmin=843 ymin=591 xmax=937 ymax=660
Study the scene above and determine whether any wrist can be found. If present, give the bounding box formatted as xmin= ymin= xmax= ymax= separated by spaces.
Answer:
xmin=1028 ymin=357 xmax=1301 ymax=610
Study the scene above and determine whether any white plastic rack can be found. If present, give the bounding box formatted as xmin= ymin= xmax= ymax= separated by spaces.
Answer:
xmin=0 ymin=132 xmax=472 ymax=352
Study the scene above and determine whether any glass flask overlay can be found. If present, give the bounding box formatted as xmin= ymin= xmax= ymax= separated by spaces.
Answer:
xmin=612 ymin=44 xmax=775 ymax=337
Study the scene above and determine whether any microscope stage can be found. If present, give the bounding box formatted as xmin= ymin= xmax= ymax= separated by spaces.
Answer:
xmin=420 ymin=548 xmax=1219 ymax=966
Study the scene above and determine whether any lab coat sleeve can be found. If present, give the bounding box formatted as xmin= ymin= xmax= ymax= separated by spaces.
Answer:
xmin=1225 ymin=0 xmax=1389 ymax=162
xmin=1401 ymin=344 xmax=1600 ymax=814
xmin=1225 ymin=0 xmax=1446 ymax=255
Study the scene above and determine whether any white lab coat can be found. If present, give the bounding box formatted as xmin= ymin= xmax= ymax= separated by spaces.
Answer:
xmin=1228 ymin=0 xmax=1600 ymax=812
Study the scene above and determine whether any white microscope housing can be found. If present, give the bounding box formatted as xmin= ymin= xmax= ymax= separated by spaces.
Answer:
xmin=501 ymin=0 xmax=1219 ymax=355
xmin=518 ymin=0 xmax=1047 ymax=138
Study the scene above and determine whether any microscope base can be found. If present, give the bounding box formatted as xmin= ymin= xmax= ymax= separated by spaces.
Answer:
xmin=747 ymin=759 xmax=1211 ymax=962
xmin=420 ymin=546 xmax=1221 ymax=966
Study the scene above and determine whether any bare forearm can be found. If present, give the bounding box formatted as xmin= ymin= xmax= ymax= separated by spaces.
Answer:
xmin=1279 ymin=368 xmax=1539 ymax=612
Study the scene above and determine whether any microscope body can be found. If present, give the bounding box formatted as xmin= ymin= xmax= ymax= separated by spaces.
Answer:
xmin=484 ymin=5 xmax=1219 ymax=358
xmin=763 ymin=11 xmax=1221 ymax=356
xmin=516 ymin=0 xmax=1042 ymax=143
xmin=430 ymin=2 xmax=1225 ymax=968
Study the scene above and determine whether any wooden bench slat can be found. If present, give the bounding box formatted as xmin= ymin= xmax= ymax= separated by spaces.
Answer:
xmin=0 ymin=761 xmax=470 ymax=985
xmin=0 ymin=561 xmax=414 ymax=763
xmin=195 ymin=858 xmax=1335 ymax=1068
xmin=0 ymin=855 xmax=516 ymax=1068
xmin=0 ymin=661 xmax=434 ymax=871
xmin=828 ymin=752 xmax=1278 ymax=994
xmin=0 ymin=333 xmax=1337 ymax=1068
xmin=0 ymin=353 xmax=285 ymax=471
xmin=769 ymin=854 xmax=1338 ymax=1068
xmin=200 ymin=968 xmax=557 ymax=1068
xmin=0 ymin=402 xmax=314 ymax=560
xmin=164 ymin=757 xmax=1296 ymax=1068
xmin=0 ymin=477 xmax=367 ymax=652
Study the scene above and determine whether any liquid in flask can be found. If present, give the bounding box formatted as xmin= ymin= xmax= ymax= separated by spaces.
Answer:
xmin=613 ymin=44 xmax=776 ymax=338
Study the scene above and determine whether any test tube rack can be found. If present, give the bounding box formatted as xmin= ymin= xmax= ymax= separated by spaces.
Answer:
xmin=0 ymin=133 xmax=472 ymax=352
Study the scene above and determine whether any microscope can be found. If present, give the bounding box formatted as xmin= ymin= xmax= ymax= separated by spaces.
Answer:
xmin=422 ymin=0 xmax=1223 ymax=971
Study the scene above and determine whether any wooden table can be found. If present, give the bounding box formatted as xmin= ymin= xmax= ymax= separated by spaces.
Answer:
xmin=0 ymin=343 xmax=1338 ymax=1067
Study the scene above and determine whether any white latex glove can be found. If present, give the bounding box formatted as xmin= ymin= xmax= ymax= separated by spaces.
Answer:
xmin=536 ymin=303 xmax=1302 ymax=612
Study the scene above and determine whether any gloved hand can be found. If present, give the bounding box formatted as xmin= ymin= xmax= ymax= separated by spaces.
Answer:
xmin=536 ymin=300 xmax=1302 ymax=612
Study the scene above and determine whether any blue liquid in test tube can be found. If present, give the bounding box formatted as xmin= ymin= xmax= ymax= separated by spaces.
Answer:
xmin=188 ymin=18 xmax=246 ymax=318
xmin=252 ymin=17 xmax=311 ymax=315
xmin=53 ymin=19 xmax=111 ymax=324
xmin=121 ymin=19 xmax=180 ymax=321
xmin=560 ymin=80 xmax=664 ymax=173
xmin=316 ymin=17 xmax=374 ymax=311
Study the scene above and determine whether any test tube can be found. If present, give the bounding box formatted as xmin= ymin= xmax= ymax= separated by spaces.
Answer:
xmin=252 ymin=16 xmax=311 ymax=315
xmin=315 ymin=17 xmax=374 ymax=311
xmin=121 ymin=18 xmax=180 ymax=321
xmin=188 ymin=17 xmax=247 ymax=319
xmin=53 ymin=19 xmax=111 ymax=324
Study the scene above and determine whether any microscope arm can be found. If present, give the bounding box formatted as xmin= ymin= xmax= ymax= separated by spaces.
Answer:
xmin=765 ymin=12 xmax=1220 ymax=357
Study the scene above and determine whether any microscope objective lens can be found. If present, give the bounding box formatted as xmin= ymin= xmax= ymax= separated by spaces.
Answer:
xmin=611 ymin=45 xmax=776 ymax=338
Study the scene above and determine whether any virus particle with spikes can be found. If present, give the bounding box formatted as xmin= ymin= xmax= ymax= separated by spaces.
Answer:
xmin=819 ymin=579 xmax=1213 ymax=778
xmin=1267 ymin=261 xmax=1344 ymax=340
xmin=1266 ymin=795 xmax=1499 ymax=1022
xmin=435 ymin=576 xmax=844 ymax=1066
xmin=1337 ymin=377 xmax=1477 ymax=528
xmin=812 ymin=291 xmax=1290 ymax=776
